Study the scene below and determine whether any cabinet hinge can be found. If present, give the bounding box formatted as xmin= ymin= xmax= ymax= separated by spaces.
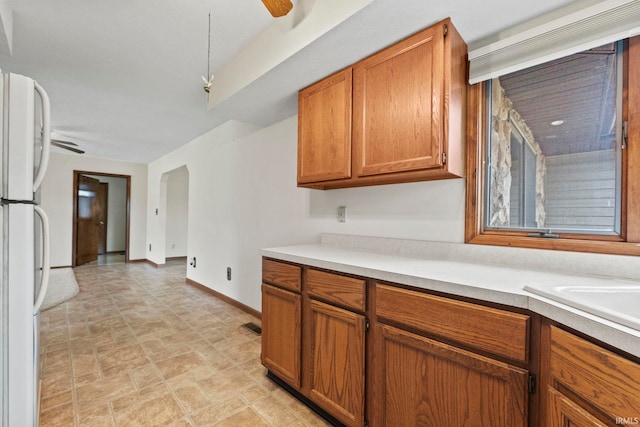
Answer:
xmin=442 ymin=152 xmax=447 ymax=165
xmin=622 ymin=120 xmax=628 ymax=149
xmin=443 ymin=24 xmax=448 ymax=37
xmin=528 ymin=374 xmax=537 ymax=394
xmin=365 ymin=319 xmax=370 ymax=332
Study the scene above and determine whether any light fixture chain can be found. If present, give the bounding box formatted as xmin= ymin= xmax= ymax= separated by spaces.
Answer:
xmin=207 ymin=12 xmax=211 ymax=81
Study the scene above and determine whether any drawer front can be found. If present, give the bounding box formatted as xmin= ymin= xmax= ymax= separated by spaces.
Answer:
xmin=262 ymin=259 xmax=301 ymax=292
xmin=550 ymin=326 xmax=640 ymax=421
xmin=375 ymin=283 xmax=530 ymax=363
xmin=307 ymin=269 xmax=366 ymax=312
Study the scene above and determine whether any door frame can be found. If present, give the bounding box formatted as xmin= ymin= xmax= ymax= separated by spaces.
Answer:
xmin=72 ymin=170 xmax=131 ymax=267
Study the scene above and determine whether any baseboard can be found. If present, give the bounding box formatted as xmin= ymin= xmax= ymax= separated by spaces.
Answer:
xmin=141 ymin=257 xmax=187 ymax=268
xmin=51 ymin=265 xmax=73 ymax=269
xmin=185 ymin=278 xmax=261 ymax=320
xmin=142 ymin=259 xmax=161 ymax=268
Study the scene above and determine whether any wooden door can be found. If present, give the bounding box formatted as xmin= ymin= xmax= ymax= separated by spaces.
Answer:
xmin=261 ymin=284 xmax=302 ymax=389
xmin=373 ymin=323 xmax=528 ymax=427
xmin=97 ymin=182 xmax=108 ymax=255
xmin=307 ymin=300 xmax=365 ymax=427
xmin=353 ymin=23 xmax=445 ymax=177
xmin=76 ymin=175 xmax=101 ymax=266
xmin=547 ymin=388 xmax=608 ymax=427
xmin=298 ymin=67 xmax=352 ymax=184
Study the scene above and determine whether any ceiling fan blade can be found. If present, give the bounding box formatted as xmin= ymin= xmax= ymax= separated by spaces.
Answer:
xmin=52 ymin=140 xmax=85 ymax=154
xmin=261 ymin=0 xmax=293 ymax=17
xmin=50 ymin=139 xmax=79 ymax=147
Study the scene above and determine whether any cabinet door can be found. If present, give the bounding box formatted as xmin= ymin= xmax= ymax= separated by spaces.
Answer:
xmin=353 ymin=24 xmax=445 ymax=177
xmin=547 ymin=388 xmax=608 ymax=427
xmin=549 ymin=325 xmax=640 ymax=423
xmin=261 ymin=284 xmax=301 ymax=388
xmin=308 ymin=300 xmax=365 ymax=427
xmin=298 ymin=68 xmax=352 ymax=184
xmin=374 ymin=324 xmax=528 ymax=427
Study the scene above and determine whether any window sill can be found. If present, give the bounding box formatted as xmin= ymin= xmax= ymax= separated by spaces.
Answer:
xmin=466 ymin=233 xmax=640 ymax=257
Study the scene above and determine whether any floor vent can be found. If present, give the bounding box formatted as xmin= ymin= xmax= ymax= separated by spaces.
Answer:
xmin=242 ymin=322 xmax=262 ymax=335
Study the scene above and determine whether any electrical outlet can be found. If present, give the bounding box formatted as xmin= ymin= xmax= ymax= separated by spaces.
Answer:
xmin=337 ymin=206 xmax=347 ymax=223
xmin=227 ymin=267 xmax=232 ymax=281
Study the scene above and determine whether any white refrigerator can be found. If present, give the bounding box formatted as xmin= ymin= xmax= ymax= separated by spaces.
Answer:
xmin=0 ymin=72 xmax=52 ymax=426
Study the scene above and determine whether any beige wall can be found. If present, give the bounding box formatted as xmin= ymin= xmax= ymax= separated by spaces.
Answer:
xmin=40 ymin=152 xmax=148 ymax=267
xmin=164 ymin=166 xmax=189 ymax=258
xmin=147 ymin=117 xmax=466 ymax=312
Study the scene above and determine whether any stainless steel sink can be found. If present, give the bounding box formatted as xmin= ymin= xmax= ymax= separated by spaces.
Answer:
xmin=524 ymin=282 xmax=640 ymax=331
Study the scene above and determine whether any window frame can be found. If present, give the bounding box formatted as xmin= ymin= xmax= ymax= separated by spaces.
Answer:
xmin=465 ymin=36 xmax=640 ymax=256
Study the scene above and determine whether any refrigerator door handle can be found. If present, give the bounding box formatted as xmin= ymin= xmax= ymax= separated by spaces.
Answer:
xmin=33 ymin=205 xmax=51 ymax=314
xmin=33 ymin=81 xmax=51 ymax=192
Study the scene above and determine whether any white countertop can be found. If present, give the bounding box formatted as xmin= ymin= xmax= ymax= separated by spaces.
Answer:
xmin=261 ymin=240 xmax=640 ymax=357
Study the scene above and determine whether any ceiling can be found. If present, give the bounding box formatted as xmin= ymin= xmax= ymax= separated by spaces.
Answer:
xmin=0 ymin=0 xmax=580 ymax=164
xmin=500 ymin=43 xmax=618 ymax=157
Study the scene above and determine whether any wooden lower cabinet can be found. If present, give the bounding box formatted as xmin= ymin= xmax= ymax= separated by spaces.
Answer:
xmin=371 ymin=323 xmax=529 ymax=427
xmin=262 ymin=260 xmax=640 ymax=427
xmin=306 ymin=299 xmax=366 ymax=427
xmin=543 ymin=324 xmax=640 ymax=427
xmin=547 ymin=388 xmax=608 ymax=427
xmin=261 ymin=283 xmax=302 ymax=389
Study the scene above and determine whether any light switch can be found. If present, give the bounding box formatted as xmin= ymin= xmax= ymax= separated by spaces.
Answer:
xmin=337 ymin=206 xmax=347 ymax=223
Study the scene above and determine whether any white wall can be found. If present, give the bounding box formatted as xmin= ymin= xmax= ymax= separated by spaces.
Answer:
xmin=100 ymin=176 xmax=127 ymax=252
xmin=85 ymin=174 xmax=128 ymax=252
xmin=164 ymin=166 xmax=189 ymax=258
xmin=147 ymin=116 xmax=465 ymax=312
xmin=41 ymin=152 xmax=147 ymax=267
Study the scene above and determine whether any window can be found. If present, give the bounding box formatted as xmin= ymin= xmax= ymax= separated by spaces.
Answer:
xmin=502 ymin=121 xmax=538 ymax=229
xmin=466 ymin=37 xmax=640 ymax=256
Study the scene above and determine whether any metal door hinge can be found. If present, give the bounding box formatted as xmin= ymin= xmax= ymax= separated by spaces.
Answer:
xmin=528 ymin=374 xmax=537 ymax=394
xmin=442 ymin=152 xmax=447 ymax=165
xmin=444 ymin=24 xmax=448 ymax=37
xmin=365 ymin=319 xmax=370 ymax=332
xmin=622 ymin=120 xmax=629 ymax=149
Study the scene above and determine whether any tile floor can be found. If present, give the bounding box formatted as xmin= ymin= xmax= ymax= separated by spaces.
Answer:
xmin=38 ymin=260 xmax=330 ymax=426
xmin=94 ymin=253 xmax=127 ymax=266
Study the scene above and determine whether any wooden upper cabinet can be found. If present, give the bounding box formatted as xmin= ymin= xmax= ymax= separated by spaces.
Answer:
xmin=297 ymin=18 xmax=467 ymax=190
xmin=353 ymin=23 xmax=444 ymax=177
xmin=298 ymin=68 xmax=353 ymax=184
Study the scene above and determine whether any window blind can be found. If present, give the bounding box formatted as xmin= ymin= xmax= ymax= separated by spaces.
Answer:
xmin=468 ymin=0 xmax=640 ymax=84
